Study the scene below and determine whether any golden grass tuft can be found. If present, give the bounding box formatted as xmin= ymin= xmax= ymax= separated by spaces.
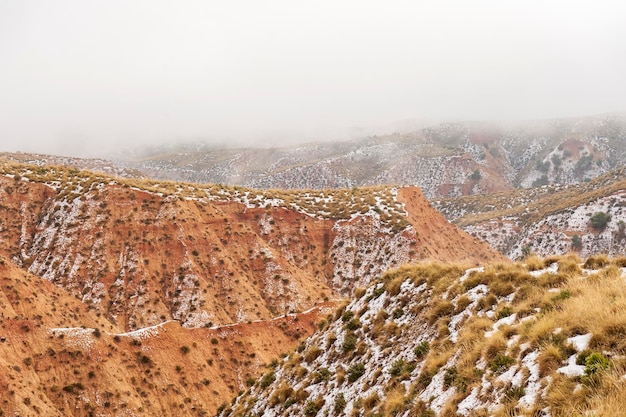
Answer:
xmin=537 ymin=343 xmax=564 ymax=377
xmin=525 ymin=256 xmax=546 ymax=271
xmin=583 ymin=254 xmax=610 ymax=270
xmin=381 ymin=386 xmax=409 ymax=416
xmin=483 ymin=333 xmax=507 ymax=361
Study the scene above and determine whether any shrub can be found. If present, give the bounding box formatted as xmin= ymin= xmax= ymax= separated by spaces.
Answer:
xmin=334 ymin=393 xmax=347 ymax=414
xmin=313 ymin=368 xmax=331 ymax=383
xmin=571 ymin=234 xmax=583 ymax=251
xmin=584 ymin=352 xmax=610 ymax=377
xmin=259 ymin=372 xmax=276 ymax=389
xmin=504 ymin=384 xmax=526 ymax=402
xmin=443 ymin=366 xmax=469 ymax=392
xmin=496 ymin=306 xmax=514 ymax=319
xmin=389 ymin=359 xmax=416 ymax=379
xmin=347 ymin=363 xmax=365 ymax=382
xmin=342 ymin=334 xmax=357 ymax=352
xmin=341 ymin=310 xmax=354 ymax=322
xmin=392 ymin=308 xmax=405 ymax=319
xmin=303 ymin=398 xmax=324 ymax=416
xmin=590 ymin=212 xmax=611 ymax=230
xmin=180 ymin=345 xmax=190 ymax=354
xmin=414 ymin=341 xmax=430 ymax=358
xmin=487 ymin=354 xmax=515 ymax=375
xmin=345 ymin=318 xmax=361 ymax=331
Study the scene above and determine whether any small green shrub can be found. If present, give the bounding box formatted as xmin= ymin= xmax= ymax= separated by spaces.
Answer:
xmin=590 ymin=212 xmax=611 ymax=230
xmin=347 ymin=363 xmax=365 ymax=382
xmin=414 ymin=341 xmax=429 ymax=358
xmin=341 ymin=310 xmax=354 ymax=322
xmin=389 ymin=359 xmax=416 ymax=379
xmin=504 ymin=385 xmax=526 ymax=402
xmin=334 ymin=393 xmax=347 ymax=414
xmin=496 ymin=306 xmax=514 ymax=319
xmin=304 ymin=398 xmax=323 ymax=416
xmin=345 ymin=318 xmax=361 ymax=331
xmin=443 ymin=366 xmax=469 ymax=392
xmin=259 ymin=372 xmax=276 ymax=389
xmin=488 ymin=354 xmax=515 ymax=375
xmin=571 ymin=234 xmax=583 ymax=250
xmin=342 ymin=334 xmax=357 ymax=352
xmin=584 ymin=352 xmax=610 ymax=376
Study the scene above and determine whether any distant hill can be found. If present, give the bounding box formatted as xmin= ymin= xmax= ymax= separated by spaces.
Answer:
xmin=114 ymin=113 xmax=626 ymax=199
xmin=433 ymin=166 xmax=626 ymax=259
xmin=0 ymin=151 xmax=144 ymax=179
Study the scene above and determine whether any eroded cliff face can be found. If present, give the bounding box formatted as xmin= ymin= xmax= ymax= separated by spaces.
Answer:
xmin=0 ymin=164 xmax=502 ymax=333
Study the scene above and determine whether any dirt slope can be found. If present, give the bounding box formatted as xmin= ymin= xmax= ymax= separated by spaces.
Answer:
xmin=0 ymin=256 xmax=335 ymax=416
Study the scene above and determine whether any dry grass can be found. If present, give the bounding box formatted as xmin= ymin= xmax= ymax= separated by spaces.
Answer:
xmin=558 ymin=365 xmax=626 ymax=417
xmin=537 ymin=344 xmax=565 ymax=377
xmin=456 ymin=316 xmax=494 ymax=368
xmin=381 ymin=386 xmax=409 ymax=416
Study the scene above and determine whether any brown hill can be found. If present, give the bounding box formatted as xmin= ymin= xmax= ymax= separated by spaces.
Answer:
xmin=0 ymin=163 xmax=502 ymax=331
xmin=0 ymin=162 xmax=503 ymax=415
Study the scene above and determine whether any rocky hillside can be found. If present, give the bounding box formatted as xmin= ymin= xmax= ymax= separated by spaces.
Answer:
xmin=114 ymin=114 xmax=626 ymax=199
xmin=433 ymin=167 xmax=626 ymax=259
xmin=0 ymin=162 xmax=500 ymax=332
xmin=221 ymin=256 xmax=626 ymax=417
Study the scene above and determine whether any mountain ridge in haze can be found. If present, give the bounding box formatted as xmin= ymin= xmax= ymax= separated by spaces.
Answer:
xmin=111 ymin=114 xmax=626 ymax=199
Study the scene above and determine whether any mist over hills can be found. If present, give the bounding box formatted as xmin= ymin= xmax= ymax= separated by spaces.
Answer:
xmin=112 ymin=114 xmax=626 ymax=199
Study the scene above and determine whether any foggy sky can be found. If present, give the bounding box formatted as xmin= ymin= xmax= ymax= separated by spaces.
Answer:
xmin=1 ymin=1 xmax=626 ymax=156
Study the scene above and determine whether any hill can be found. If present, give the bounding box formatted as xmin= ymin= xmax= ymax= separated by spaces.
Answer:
xmin=0 ymin=162 xmax=500 ymax=330
xmin=433 ymin=166 xmax=626 ymax=259
xmin=0 ymin=161 xmax=502 ymax=416
xmin=221 ymin=256 xmax=626 ymax=417
xmin=114 ymin=114 xmax=626 ymax=199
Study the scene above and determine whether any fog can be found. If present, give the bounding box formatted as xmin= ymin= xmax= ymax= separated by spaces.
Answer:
xmin=1 ymin=1 xmax=625 ymax=157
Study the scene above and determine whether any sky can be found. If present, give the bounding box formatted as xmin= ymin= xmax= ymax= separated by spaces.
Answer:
xmin=1 ymin=0 xmax=626 ymax=156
